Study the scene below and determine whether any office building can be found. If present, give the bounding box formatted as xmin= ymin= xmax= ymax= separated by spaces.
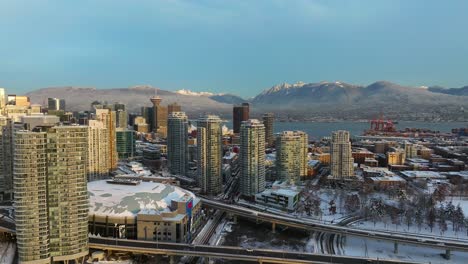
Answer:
xmin=96 ymin=109 xmax=118 ymax=170
xmin=116 ymin=129 xmax=135 ymax=159
xmin=275 ymin=131 xmax=308 ymax=184
xmin=197 ymin=115 xmax=223 ymax=196
xmin=88 ymin=120 xmax=110 ymax=181
xmin=47 ymin=97 xmax=66 ymax=111
xmin=240 ymin=119 xmax=266 ymax=197
xmin=167 ymin=112 xmax=189 ymax=176
xmin=14 ymin=126 xmax=88 ymax=263
xmin=262 ymin=113 xmax=274 ymax=147
xmin=233 ymin=103 xmax=249 ymax=134
xmin=330 ymin=130 xmax=355 ymax=179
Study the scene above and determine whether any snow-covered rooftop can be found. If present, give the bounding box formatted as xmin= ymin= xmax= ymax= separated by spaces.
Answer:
xmin=88 ymin=180 xmax=198 ymax=218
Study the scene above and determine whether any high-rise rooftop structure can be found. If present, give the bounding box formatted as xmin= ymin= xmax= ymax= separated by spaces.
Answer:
xmin=168 ymin=102 xmax=182 ymax=114
xmin=330 ymin=130 xmax=355 ymax=179
xmin=240 ymin=119 xmax=266 ymax=197
xmin=275 ymin=131 xmax=308 ymax=184
xmin=167 ymin=112 xmax=189 ymax=176
xmin=88 ymin=120 xmax=110 ymax=181
xmin=47 ymin=97 xmax=66 ymax=111
xmin=0 ymin=88 xmax=5 ymax=115
xmin=14 ymin=126 xmax=89 ymax=263
xmin=262 ymin=113 xmax=274 ymax=147
xmin=96 ymin=109 xmax=118 ymax=170
xmin=197 ymin=115 xmax=223 ymax=196
xmin=233 ymin=103 xmax=249 ymax=134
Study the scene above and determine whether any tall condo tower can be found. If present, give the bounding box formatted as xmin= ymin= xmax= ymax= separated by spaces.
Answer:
xmin=240 ymin=119 xmax=266 ymax=197
xmin=14 ymin=126 xmax=89 ymax=263
xmin=168 ymin=111 xmax=189 ymax=176
xmin=275 ymin=131 xmax=308 ymax=184
xmin=197 ymin=115 xmax=223 ymax=196
xmin=233 ymin=103 xmax=249 ymax=134
xmin=262 ymin=113 xmax=274 ymax=147
xmin=96 ymin=108 xmax=118 ymax=170
xmin=0 ymin=116 xmax=13 ymax=200
xmin=330 ymin=130 xmax=355 ymax=179
xmin=87 ymin=120 xmax=110 ymax=181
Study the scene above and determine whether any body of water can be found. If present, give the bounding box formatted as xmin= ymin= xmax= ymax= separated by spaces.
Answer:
xmin=220 ymin=121 xmax=468 ymax=140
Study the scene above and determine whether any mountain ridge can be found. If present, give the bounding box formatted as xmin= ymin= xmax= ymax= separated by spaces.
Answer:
xmin=24 ymin=81 xmax=468 ymax=121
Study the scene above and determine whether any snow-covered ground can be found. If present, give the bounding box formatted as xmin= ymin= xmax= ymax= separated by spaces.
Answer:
xmin=342 ymin=235 xmax=468 ymax=264
xmin=0 ymin=242 xmax=15 ymax=264
xmin=351 ymin=219 xmax=468 ymax=240
xmin=443 ymin=196 xmax=468 ymax=217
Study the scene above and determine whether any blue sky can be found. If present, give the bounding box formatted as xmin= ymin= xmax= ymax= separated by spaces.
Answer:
xmin=1 ymin=0 xmax=468 ymax=96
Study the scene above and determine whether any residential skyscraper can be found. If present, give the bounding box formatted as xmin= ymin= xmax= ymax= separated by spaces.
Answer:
xmin=116 ymin=109 xmax=128 ymax=129
xmin=233 ymin=103 xmax=249 ymax=134
xmin=240 ymin=119 xmax=266 ymax=197
xmin=330 ymin=130 xmax=355 ymax=179
xmin=275 ymin=131 xmax=308 ymax=184
xmin=87 ymin=120 xmax=110 ymax=181
xmin=14 ymin=126 xmax=89 ymax=263
xmin=197 ymin=115 xmax=223 ymax=196
xmin=0 ymin=116 xmax=13 ymax=200
xmin=262 ymin=113 xmax=274 ymax=147
xmin=167 ymin=112 xmax=189 ymax=176
xmin=96 ymin=108 xmax=118 ymax=169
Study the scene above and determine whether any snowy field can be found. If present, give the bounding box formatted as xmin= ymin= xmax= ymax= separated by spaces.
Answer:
xmin=343 ymin=236 xmax=468 ymax=264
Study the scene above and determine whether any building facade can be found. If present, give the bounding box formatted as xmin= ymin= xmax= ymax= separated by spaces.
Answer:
xmin=96 ymin=108 xmax=118 ymax=170
xmin=87 ymin=120 xmax=110 ymax=181
xmin=330 ymin=130 xmax=355 ymax=179
xmin=167 ymin=112 xmax=189 ymax=176
xmin=0 ymin=117 xmax=13 ymax=201
xmin=240 ymin=119 xmax=266 ymax=197
xmin=275 ymin=131 xmax=308 ymax=184
xmin=233 ymin=103 xmax=249 ymax=134
xmin=197 ymin=115 xmax=223 ymax=196
xmin=262 ymin=113 xmax=274 ymax=147
xmin=14 ymin=126 xmax=89 ymax=263
xmin=116 ymin=129 xmax=135 ymax=159
xmin=47 ymin=98 xmax=66 ymax=111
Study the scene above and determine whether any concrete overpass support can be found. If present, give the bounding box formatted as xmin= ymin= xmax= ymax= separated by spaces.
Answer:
xmin=393 ymin=242 xmax=398 ymax=254
xmin=445 ymin=249 xmax=451 ymax=260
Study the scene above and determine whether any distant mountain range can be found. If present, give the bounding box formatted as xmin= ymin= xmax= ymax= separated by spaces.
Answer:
xmin=25 ymin=81 xmax=468 ymax=121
